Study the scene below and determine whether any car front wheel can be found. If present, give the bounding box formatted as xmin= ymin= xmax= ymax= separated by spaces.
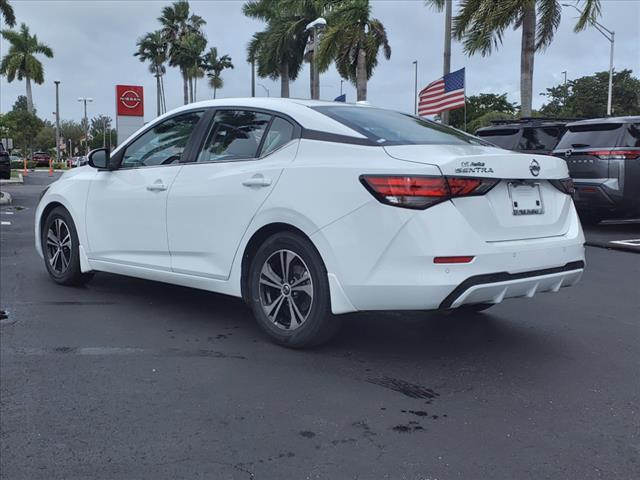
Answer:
xmin=42 ymin=206 xmax=93 ymax=286
xmin=248 ymin=232 xmax=340 ymax=348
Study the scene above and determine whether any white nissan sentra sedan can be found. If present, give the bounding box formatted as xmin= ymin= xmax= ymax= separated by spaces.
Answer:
xmin=35 ymin=98 xmax=585 ymax=347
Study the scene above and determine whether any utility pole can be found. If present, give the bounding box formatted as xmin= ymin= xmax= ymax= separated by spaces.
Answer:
xmin=561 ymin=71 xmax=568 ymax=109
xmin=103 ymin=117 xmax=107 ymax=148
xmin=413 ymin=61 xmax=418 ymax=115
xmin=440 ymin=0 xmax=453 ymax=125
xmin=77 ymin=97 xmax=93 ymax=154
xmin=54 ymin=81 xmax=61 ymax=162
xmin=340 ymin=80 xmax=344 ymax=96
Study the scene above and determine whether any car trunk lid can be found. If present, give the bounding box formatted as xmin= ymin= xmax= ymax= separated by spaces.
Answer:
xmin=383 ymin=145 xmax=574 ymax=242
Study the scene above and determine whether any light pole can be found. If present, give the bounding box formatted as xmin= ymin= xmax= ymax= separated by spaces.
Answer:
xmin=413 ymin=60 xmax=418 ymax=115
xmin=77 ymin=97 xmax=93 ymax=154
xmin=251 ymin=58 xmax=256 ymax=97
xmin=54 ymin=81 xmax=61 ymax=162
xmin=340 ymin=80 xmax=344 ymax=96
xmin=561 ymin=70 xmax=568 ymax=109
xmin=306 ymin=17 xmax=327 ymax=100
xmin=103 ymin=117 xmax=108 ymax=148
xmin=562 ymin=3 xmax=614 ymax=116
xmin=257 ymin=83 xmax=270 ymax=97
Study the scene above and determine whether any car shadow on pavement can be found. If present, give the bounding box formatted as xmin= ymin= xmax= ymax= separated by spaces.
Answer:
xmin=78 ymin=272 xmax=561 ymax=364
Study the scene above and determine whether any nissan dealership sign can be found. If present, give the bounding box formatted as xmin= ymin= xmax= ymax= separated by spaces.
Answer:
xmin=115 ymin=85 xmax=144 ymax=145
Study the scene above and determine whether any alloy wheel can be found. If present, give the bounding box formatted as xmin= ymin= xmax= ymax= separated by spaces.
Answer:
xmin=258 ymin=249 xmax=314 ymax=330
xmin=46 ymin=218 xmax=72 ymax=274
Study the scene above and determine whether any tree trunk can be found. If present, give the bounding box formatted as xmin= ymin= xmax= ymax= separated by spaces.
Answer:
xmin=26 ymin=76 xmax=34 ymax=114
xmin=155 ymin=70 xmax=161 ymax=117
xmin=520 ymin=2 xmax=536 ymax=117
xmin=356 ymin=48 xmax=367 ymax=102
xmin=182 ymin=69 xmax=189 ymax=105
xmin=213 ymin=85 xmax=217 ymax=99
xmin=160 ymin=76 xmax=167 ymax=113
xmin=441 ymin=0 xmax=453 ymax=125
xmin=280 ymin=62 xmax=290 ymax=98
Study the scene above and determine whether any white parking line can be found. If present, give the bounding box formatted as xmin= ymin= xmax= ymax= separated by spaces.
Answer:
xmin=1 ymin=211 xmax=14 ymax=215
xmin=1 ymin=221 xmax=11 ymax=226
xmin=610 ymin=239 xmax=640 ymax=247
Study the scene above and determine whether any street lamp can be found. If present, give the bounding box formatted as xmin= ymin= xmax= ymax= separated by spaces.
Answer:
xmin=257 ymin=83 xmax=270 ymax=97
xmin=54 ymin=81 xmax=61 ymax=162
xmin=561 ymin=70 xmax=568 ymax=109
xmin=412 ymin=60 xmax=418 ymax=115
xmin=306 ymin=17 xmax=327 ymax=100
xmin=77 ymin=97 xmax=93 ymax=154
xmin=562 ymin=3 xmax=615 ymax=116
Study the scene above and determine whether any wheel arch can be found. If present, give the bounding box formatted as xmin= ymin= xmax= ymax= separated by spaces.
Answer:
xmin=240 ymin=222 xmax=320 ymax=303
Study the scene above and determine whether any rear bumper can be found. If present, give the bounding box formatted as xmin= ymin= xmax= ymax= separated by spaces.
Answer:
xmin=573 ymin=180 xmax=639 ymax=216
xmin=439 ymin=261 xmax=584 ymax=309
xmin=314 ymin=199 xmax=586 ymax=314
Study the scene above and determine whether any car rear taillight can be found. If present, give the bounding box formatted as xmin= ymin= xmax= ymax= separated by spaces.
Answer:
xmin=360 ymin=175 xmax=499 ymax=210
xmin=586 ymin=150 xmax=640 ymax=160
xmin=549 ymin=178 xmax=575 ymax=195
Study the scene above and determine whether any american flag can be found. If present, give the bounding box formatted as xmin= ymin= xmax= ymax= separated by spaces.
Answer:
xmin=418 ymin=68 xmax=465 ymax=116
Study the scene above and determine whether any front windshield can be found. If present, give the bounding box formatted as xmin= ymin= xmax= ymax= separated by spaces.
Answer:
xmin=313 ymin=106 xmax=488 ymax=146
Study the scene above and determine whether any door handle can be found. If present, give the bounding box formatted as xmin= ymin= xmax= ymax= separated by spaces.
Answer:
xmin=242 ymin=175 xmax=272 ymax=187
xmin=147 ymin=181 xmax=168 ymax=192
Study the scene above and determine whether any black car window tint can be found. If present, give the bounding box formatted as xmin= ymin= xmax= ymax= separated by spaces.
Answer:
xmin=198 ymin=110 xmax=271 ymax=163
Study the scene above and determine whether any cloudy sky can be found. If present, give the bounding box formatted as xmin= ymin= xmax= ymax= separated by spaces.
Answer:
xmin=1 ymin=0 xmax=638 ymax=124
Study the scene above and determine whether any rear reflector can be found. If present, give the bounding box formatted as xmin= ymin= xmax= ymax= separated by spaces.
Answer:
xmin=360 ymin=175 xmax=499 ymax=210
xmin=586 ymin=150 xmax=640 ymax=160
xmin=434 ymin=256 xmax=475 ymax=264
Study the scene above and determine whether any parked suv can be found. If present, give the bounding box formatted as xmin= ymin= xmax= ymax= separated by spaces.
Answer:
xmin=553 ymin=116 xmax=640 ymax=224
xmin=476 ymin=118 xmax=572 ymax=155
xmin=0 ymin=142 xmax=10 ymax=179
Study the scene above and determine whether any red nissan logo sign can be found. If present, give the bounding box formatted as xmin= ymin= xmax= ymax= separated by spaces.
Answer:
xmin=120 ymin=90 xmax=142 ymax=109
xmin=116 ymin=85 xmax=144 ymax=117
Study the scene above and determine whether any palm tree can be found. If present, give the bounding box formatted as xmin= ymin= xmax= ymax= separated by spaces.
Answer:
xmin=0 ymin=23 xmax=53 ymax=114
xmin=0 ymin=0 xmax=16 ymax=27
xmin=203 ymin=47 xmax=234 ymax=99
xmin=172 ymin=31 xmax=207 ymax=103
xmin=159 ymin=0 xmax=206 ymax=104
xmin=317 ymin=0 xmax=391 ymax=102
xmin=134 ymin=30 xmax=168 ymax=117
xmin=243 ymin=0 xmax=322 ymax=98
xmin=453 ymin=0 xmax=601 ymax=117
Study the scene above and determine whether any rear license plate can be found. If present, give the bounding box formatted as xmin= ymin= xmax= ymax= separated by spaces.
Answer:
xmin=508 ymin=182 xmax=543 ymax=215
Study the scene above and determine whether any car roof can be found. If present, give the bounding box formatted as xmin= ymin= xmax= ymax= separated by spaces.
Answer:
xmin=565 ymin=116 xmax=640 ymax=127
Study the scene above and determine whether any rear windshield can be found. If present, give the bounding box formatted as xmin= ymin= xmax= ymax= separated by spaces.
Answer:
xmin=312 ymin=106 xmax=488 ymax=146
xmin=555 ymin=123 xmax=624 ymax=149
xmin=476 ymin=128 xmax=520 ymax=149
xmin=518 ymin=127 xmax=562 ymax=151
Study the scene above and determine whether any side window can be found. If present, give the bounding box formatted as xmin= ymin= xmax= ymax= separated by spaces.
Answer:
xmin=121 ymin=111 xmax=203 ymax=168
xmin=260 ymin=117 xmax=295 ymax=156
xmin=197 ymin=110 xmax=270 ymax=163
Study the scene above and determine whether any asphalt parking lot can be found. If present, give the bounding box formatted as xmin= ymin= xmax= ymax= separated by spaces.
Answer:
xmin=1 ymin=172 xmax=639 ymax=480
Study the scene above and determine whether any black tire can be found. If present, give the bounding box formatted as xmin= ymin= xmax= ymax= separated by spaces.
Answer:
xmin=247 ymin=232 xmax=340 ymax=348
xmin=41 ymin=206 xmax=94 ymax=286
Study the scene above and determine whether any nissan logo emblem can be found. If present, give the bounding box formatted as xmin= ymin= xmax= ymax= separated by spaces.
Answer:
xmin=529 ymin=159 xmax=541 ymax=177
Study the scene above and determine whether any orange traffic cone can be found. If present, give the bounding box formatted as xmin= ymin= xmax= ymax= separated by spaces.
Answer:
xmin=49 ymin=159 xmax=53 ymax=177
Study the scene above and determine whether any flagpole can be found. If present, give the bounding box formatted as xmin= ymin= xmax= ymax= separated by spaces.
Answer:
xmin=463 ymin=68 xmax=467 ymax=131
xmin=413 ymin=60 xmax=418 ymax=115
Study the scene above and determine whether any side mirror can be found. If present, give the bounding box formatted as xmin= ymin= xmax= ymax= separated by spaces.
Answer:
xmin=88 ymin=148 xmax=110 ymax=170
